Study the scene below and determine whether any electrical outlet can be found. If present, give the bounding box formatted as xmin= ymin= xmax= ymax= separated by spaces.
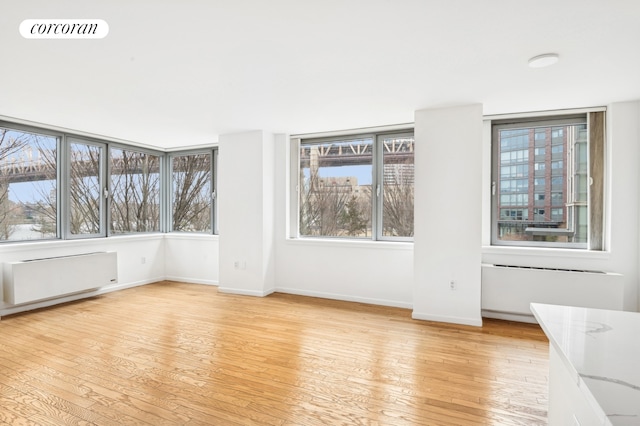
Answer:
xmin=234 ymin=261 xmax=240 ymax=269
xmin=450 ymin=280 xmax=456 ymax=290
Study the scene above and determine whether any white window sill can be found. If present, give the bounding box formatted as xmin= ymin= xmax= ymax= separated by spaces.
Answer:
xmin=286 ymin=237 xmax=413 ymax=251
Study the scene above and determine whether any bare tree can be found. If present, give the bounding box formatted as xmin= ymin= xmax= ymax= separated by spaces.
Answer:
xmin=69 ymin=144 xmax=101 ymax=234
xmin=110 ymin=150 xmax=160 ymax=233
xmin=382 ymin=161 xmax=414 ymax=237
xmin=30 ymin=140 xmax=57 ymax=237
xmin=172 ymin=154 xmax=212 ymax=232
xmin=299 ymin=170 xmax=358 ymax=237
xmin=340 ymin=195 xmax=369 ymax=236
xmin=0 ymin=128 xmax=32 ymax=239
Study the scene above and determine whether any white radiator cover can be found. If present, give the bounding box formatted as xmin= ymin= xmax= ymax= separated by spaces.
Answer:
xmin=481 ymin=263 xmax=624 ymax=317
xmin=3 ymin=252 xmax=118 ymax=305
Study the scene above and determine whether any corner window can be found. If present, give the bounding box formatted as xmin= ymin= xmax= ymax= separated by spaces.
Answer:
xmin=1 ymin=119 xmax=219 ymax=243
xmin=491 ymin=112 xmax=605 ymax=249
xmin=298 ymin=130 xmax=414 ymax=241
xmin=170 ymin=151 xmax=215 ymax=233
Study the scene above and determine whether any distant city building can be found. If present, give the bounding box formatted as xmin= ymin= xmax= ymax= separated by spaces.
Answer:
xmin=497 ymin=123 xmax=588 ymax=243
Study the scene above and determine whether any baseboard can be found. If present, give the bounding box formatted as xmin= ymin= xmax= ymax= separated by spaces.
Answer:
xmin=217 ymin=287 xmax=275 ymax=297
xmin=411 ymin=311 xmax=483 ymax=327
xmin=482 ymin=309 xmax=538 ymax=324
xmin=275 ymin=287 xmax=413 ymax=309
xmin=164 ymin=276 xmax=219 ymax=286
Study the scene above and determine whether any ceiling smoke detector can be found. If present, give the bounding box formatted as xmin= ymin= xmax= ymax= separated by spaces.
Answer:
xmin=528 ymin=53 xmax=560 ymax=68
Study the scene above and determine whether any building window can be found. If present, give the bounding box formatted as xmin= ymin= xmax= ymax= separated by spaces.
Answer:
xmin=170 ymin=152 xmax=214 ymax=233
xmin=380 ymin=133 xmax=414 ymax=238
xmin=68 ymin=139 xmax=105 ymax=237
xmin=298 ymin=130 xmax=414 ymax=240
xmin=110 ymin=148 xmax=161 ymax=234
xmin=0 ymin=125 xmax=58 ymax=241
xmin=492 ymin=111 xmax=605 ymax=249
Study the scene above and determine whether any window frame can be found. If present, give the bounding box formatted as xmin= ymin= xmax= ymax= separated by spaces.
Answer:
xmin=293 ymin=128 xmax=414 ymax=242
xmin=107 ymin=143 xmax=164 ymax=236
xmin=490 ymin=112 xmax=604 ymax=250
xmin=0 ymin=118 xmax=218 ymax=244
xmin=65 ymin=137 xmax=108 ymax=239
xmin=376 ymin=132 xmax=415 ymax=242
xmin=166 ymin=149 xmax=217 ymax=234
xmin=0 ymin=121 xmax=62 ymax=242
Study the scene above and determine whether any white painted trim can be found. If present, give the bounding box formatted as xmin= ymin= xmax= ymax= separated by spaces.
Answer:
xmin=164 ymin=143 xmax=218 ymax=152
xmin=164 ymin=277 xmax=218 ymax=286
xmin=482 ymin=310 xmax=538 ymax=324
xmin=0 ymin=233 xmax=164 ymax=254
xmin=285 ymin=238 xmax=413 ymax=251
xmin=275 ymin=287 xmax=413 ymax=309
xmin=292 ymin=123 xmax=414 ymax=139
xmin=0 ymin=114 xmax=163 ymax=152
xmin=217 ymin=287 xmax=275 ymax=297
xmin=481 ymin=245 xmax=611 ymax=260
xmin=484 ymin=106 xmax=607 ymax=121
xmin=411 ymin=312 xmax=483 ymax=327
xmin=163 ymin=233 xmax=219 ymax=242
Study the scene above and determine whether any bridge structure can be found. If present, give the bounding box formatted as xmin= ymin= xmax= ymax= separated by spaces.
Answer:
xmin=2 ymin=137 xmax=414 ymax=183
xmin=0 ymin=147 xmax=164 ymax=184
xmin=299 ymin=137 xmax=414 ymax=168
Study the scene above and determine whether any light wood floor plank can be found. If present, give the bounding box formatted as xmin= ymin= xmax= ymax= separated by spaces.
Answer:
xmin=0 ymin=281 xmax=549 ymax=425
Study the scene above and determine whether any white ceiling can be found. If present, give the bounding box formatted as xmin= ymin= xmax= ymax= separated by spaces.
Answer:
xmin=2 ymin=0 xmax=639 ymax=149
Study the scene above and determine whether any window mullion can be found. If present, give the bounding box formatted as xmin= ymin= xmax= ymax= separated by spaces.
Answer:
xmin=103 ymin=144 xmax=110 ymax=237
xmin=374 ymin=136 xmax=383 ymax=241
xmin=588 ymin=111 xmax=605 ymax=250
xmin=59 ymin=135 xmax=68 ymax=239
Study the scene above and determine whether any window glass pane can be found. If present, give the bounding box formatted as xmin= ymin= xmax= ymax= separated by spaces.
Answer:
xmin=172 ymin=153 xmax=211 ymax=232
xmin=381 ymin=135 xmax=414 ymax=237
xmin=110 ymin=149 xmax=161 ymax=233
xmin=0 ymin=127 xmax=57 ymax=241
xmin=495 ymin=118 xmax=588 ymax=247
xmin=69 ymin=141 xmax=102 ymax=235
xmin=300 ymin=137 xmax=373 ymax=237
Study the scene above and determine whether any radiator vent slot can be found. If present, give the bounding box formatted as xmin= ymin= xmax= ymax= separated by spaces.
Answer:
xmin=492 ymin=264 xmax=605 ymax=274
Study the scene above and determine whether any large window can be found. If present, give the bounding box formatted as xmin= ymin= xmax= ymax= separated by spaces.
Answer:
xmin=68 ymin=139 xmax=105 ymax=237
xmin=298 ymin=130 xmax=414 ymax=241
xmin=110 ymin=148 xmax=161 ymax=234
xmin=0 ymin=126 xmax=58 ymax=241
xmin=0 ymin=120 xmax=218 ymax=243
xmin=170 ymin=152 xmax=214 ymax=233
xmin=491 ymin=112 xmax=604 ymax=249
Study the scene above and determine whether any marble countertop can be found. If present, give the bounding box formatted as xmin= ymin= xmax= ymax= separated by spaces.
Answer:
xmin=531 ymin=303 xmax=640 ymax=425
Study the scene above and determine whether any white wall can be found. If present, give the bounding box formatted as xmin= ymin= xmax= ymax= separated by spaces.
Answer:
xmin=164 ymin=234 xmax=219 ymax=285
xmin=218 ymin=130 xmax=276 ymax=296
xmin=412 ymin=104 xmax=484 ymax=326
xmin=481 ymin=101 xmax=640 ymax=317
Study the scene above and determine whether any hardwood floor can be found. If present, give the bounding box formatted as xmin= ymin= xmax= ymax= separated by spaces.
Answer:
xmin=0 ymin=282 xmax=549 ymax=425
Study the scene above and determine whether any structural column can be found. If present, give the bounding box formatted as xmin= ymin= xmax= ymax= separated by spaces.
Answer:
xmin=412 ymin=104 xmax=483 ymax=326
xmin=218 ymin=130 xmax=276 ymax=296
